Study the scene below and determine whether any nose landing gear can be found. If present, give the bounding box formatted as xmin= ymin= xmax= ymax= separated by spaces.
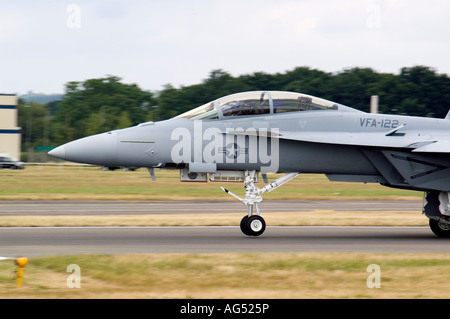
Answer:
xmin=240 ymin=215 xmax=266 ymax=236
xmin=221 ymin=170 xmax=300 ymax=236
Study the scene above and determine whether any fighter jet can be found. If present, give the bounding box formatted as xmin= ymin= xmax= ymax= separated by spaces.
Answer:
xmin=49 ymin=91 xmax=450 ymax=237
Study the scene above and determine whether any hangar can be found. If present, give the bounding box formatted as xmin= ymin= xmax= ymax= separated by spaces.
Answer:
xmin=0 ymin=94 xmax=21 ymax=160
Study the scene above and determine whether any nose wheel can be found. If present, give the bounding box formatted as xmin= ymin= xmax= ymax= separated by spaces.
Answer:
xmin=240 ymin=215 xmax=266 ymax=236
xmin=221 ymin=170 xmax=300 ymax=237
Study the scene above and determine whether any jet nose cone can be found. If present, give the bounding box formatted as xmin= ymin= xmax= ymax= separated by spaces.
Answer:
xmin=48 ymin=132 xmax=118 ymax=166
xmin=48 ymin=145 xmax=66 ymax=160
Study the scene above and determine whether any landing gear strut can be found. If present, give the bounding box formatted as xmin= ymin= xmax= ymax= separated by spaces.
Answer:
xmin=221 ymin=170 xmax=300 ymax=236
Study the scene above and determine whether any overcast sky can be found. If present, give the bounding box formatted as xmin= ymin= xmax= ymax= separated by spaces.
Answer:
xmin=1 ymin=0 xmax=450 ymax=95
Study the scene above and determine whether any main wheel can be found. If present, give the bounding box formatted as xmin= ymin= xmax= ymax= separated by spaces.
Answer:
xmin=243 ymin=215 xmax=266 ymax=236
xmin=240 ymin=216 xmax=251 ymax=236
xmin=429 ymin=219 xmax=450 ymax=238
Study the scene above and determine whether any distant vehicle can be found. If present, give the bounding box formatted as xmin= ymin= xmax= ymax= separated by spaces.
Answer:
xmin=0 ymin=156 xmax=25 ymax=169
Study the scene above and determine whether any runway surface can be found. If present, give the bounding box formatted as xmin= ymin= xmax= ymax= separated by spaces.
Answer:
xmin=0 ymin=226 xmax=445 ymax=257
xmin=1 ymin=199 xmax=442 ymax=257
xmin=0 ymin=199 xmax=423 ymax=216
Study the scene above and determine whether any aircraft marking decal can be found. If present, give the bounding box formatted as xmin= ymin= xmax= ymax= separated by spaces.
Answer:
xmin=359 ymin=118 xmax=399 ymax=128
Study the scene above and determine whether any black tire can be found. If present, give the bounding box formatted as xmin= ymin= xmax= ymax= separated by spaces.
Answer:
xmin=240 ymin=216 xmax=251 ymax=236
xmin=429 ymin=219 xmax=450 ymax=238
xmin=246 ymin=215 xmax=266 ymax=237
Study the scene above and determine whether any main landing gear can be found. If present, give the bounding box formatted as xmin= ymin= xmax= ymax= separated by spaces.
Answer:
xmin=423 ymin=191 xmax=450 ymax=238
xmin=221 ymin=170 xmax=300 ymax=236
xmin=429 ymin=218 xmax=450 ymax=238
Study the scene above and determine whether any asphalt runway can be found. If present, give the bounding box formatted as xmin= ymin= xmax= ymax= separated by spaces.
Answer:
xmin=2 ymin=199 xmax=443 ymax=257
xmin=0 ymin=226 xmax=445 ymax=257
xmin=0 ymin=199 xmax=423 ymax=216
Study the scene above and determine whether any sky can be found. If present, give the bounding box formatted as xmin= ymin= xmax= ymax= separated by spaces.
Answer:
xmin=1 ymin=0 xmax=450 ymax=95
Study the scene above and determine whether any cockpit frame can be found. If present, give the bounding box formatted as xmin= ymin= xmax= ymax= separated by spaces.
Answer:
xmin=177 ymin=91 xmax=340 ymax=120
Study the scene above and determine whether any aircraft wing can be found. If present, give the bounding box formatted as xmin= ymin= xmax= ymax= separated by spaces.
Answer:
xmin=225 ymin=128 xmax=450 ymax=152
xmin=411 ymin=140 xmax=450 ymax=153
xmin=276 ymin=131 xmax=445 ymax=152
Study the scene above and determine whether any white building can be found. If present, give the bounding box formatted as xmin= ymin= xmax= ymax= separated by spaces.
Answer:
xmin=0 ymin=94 xmax=21 ymax=160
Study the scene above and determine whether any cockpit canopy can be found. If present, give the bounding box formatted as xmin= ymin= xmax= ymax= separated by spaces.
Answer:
xmin=177 ymin=91 xmax=340 ymax=120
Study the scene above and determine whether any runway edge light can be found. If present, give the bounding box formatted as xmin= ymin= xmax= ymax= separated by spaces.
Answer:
xmin=15 ymin=257 xmax=28 ymax=288
xmin=0 ymin=256 xmax=28 ymax=288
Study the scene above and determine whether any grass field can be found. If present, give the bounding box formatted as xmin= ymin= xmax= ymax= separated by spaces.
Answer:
xmin=0 ymin=211 xmax=428 ymax=227
xmin=2 ymin=252 xmax=450 ymax=299
xmin=0 ymin=165 xmax=422 ymax=201
xmin=0 ymin=165 xmax=441 ymax=299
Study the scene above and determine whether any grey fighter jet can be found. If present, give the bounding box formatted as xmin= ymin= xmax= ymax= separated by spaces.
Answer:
xmin=49 ymin=91 xmax=450 ymax=237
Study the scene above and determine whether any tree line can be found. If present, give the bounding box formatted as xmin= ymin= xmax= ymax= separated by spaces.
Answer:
xmin=18 ymin=65 xmax=450 ymax=152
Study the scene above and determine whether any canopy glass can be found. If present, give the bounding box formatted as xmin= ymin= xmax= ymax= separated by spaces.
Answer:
xmin=177 ymin=91 xmax=339 ymax=120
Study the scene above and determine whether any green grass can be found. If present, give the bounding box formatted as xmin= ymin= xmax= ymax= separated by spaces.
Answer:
xmin=0 ymin=165 xmax=421 ymax=200
xmin=2 ymin=253 xmax=450 ymax=299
